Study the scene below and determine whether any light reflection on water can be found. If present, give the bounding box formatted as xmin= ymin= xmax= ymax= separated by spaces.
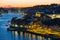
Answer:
xmin=10 ymin=31 xmax=51 ymax=40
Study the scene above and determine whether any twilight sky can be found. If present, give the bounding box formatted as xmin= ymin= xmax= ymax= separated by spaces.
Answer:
xmin=0 ymin=0 xmax=60 ymax=8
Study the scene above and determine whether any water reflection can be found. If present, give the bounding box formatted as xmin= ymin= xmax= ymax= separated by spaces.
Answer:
xmin=10 ymin=31 xmax=52 ymax=40
xmin=0 ymin=13 xmax=59 ymax=40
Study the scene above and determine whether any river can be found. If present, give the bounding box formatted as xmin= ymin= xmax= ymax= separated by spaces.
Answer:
xmin=0 ymin=13 xmax=58 ymax=40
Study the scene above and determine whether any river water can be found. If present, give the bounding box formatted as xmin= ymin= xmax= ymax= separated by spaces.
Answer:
xmin=0 ymin=13 xmax=58 ymax=40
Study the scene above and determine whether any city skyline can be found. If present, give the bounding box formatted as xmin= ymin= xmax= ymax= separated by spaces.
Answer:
xmin=0 ymin=0 xmax=60 ymax=8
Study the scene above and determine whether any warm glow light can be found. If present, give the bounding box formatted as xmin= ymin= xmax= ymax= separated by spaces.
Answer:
xmin=0 ymin=0 xmax=60 ymax=8
xmin=27 ymin=22 xmax=60 ymax=37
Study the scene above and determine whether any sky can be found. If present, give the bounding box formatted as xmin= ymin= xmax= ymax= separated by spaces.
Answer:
xmin=0 ymin=0 xmax=60 ymax=8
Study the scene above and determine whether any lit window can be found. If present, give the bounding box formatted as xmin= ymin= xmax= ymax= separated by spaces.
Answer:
xmin=35 ymin=12 xmax=41 ymax=17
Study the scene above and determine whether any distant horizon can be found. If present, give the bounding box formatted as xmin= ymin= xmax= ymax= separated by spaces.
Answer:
xmin=0 ymin=3 xmax=60 ymax=8
xmin=0 ymin=0 xmax=60 ymax=8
